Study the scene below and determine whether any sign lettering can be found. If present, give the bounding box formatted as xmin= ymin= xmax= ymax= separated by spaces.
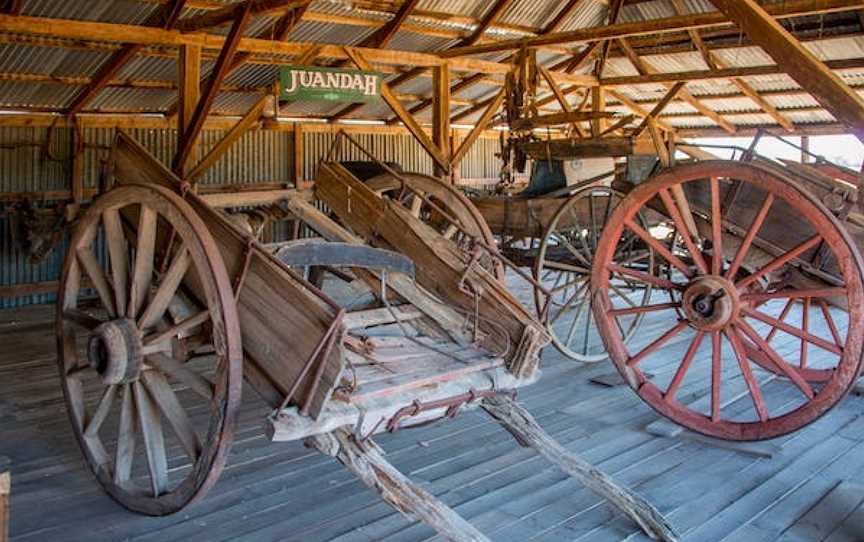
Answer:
xmin=280 ymin=66 xmax=382 ymax=103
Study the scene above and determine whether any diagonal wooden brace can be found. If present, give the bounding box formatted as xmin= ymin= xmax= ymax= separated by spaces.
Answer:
xmin=481 ymin=395 xmax=679 ymax=542
xmin=306 ymin=429 xmax=490 ymax=542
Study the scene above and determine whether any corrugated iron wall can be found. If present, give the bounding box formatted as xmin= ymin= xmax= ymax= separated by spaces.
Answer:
xmin=0 ymin=124 xmax=499 ymax=308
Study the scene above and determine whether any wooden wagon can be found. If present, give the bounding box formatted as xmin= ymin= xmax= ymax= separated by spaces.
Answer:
xmin=54 ymin=132 xmax=677 ymax=541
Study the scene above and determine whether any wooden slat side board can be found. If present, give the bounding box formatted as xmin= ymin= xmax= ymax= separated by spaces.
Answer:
xmin=109 ymin=132 xmax=345 ymax=417
xmin=314 ymin=162 xmax=549 ymax=377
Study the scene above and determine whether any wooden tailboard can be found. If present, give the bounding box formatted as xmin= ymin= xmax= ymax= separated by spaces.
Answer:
xmin=315 ymin=162 xmax=549 ymax=378
xmin=110 ymin=132 xmax=345 ymax=418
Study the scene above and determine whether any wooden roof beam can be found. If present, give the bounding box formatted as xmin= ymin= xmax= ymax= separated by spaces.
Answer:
xmin=66 ymin=0 xmax=188 ymax=117
xmin=174 ymin=2 xmax=252 ymax=175
xmin=440 ymin=0 xmax=864 ymax=57
xmin=631 ymin=81 xmax=685 ymax=137
xmin=710 ymin=0 xmax=864 ymax=143
xmin=451 ymin=87 xmax=505 ymax=166
xmin=176 ymin=0 xmax=306 ymax=33
xmin=669 ymin=0 xmax=794 ymax=133
xmin=617 ymin=38 xmax=735 ymax=134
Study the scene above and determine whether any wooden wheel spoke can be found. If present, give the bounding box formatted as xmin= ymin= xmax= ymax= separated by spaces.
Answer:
xmin=143 ymin=310 xmax=210 ymax=349
xmin=128 ymin=206 xmax=157 ymax=319
xmin=726 ymin=194 xmax=773 ymax=280
xmin=543 ymin=259 xmax=590 ymax=274
xmin=581 ymin=299 xmax=593 ymax=355
xmin=564 ymin=295 xmax=589 ymax=347
xmin=737 ymin=321 xmax=814 ymax=400
xmin=743 ymin=306 xmax=842 ymax=355
xmin=442 ymin=223 xmax=459 ymax=240
xmin=801 ymin=297 xmax=810 ymax=369
xmin=737 ymin=234 xmax=823 ymax=289
xmin=617 ymin=250 xmax=651 ymax=266
xmin=609 ymin=282 xmax=639 ymax=308
xmin=551 ymin=282 xmax=589 ymax=324
xmin=63 ymin=308 xmax=103 ymax=332
xmin=710 ymin=331 xmax=721 ymax=422
xmin=608 ymin=264 xmax=682 ymax=291
xmin=818 ymin=300 xmax=844 ymax=348
xmin=142 ymin=371 xmax=202 ymax=461
xmin=624 ymin=219 xmax=693 ymax=278
xmin=76 ymin=247 xmax=117 ymax=318
xmin=84 ymin=384 xmax=118 ymax=438
xmin=740 ymin=287 xmax=847 ymax=303
xmin=103 ymin=209 xmax=129 ymax=316
xmin=765 ymin=298 xmax=794 ymax=343
xmin=609 ymin=301 xmax=680 ymax=317
xmin=726 ymin=326 xmax=769 ymax=422
xmin=665 ymin=331 xmax=705 ymax=401
xmin=659 ymin=189 xmax=708 ymax=275
xmin=138 ymin=248 xmax=191 ymax=331
xmin=147 ymin=353 xmax=214 ymax=401
xmin=710 ymin=177 xmax=723 ymax=275
xmin=626 ymin=320 xmax=689 ymax=367
xmin=551 ymin=233 xmax=592 ymax=268
xmin=133 ymin=382 xmax=169 ymax=497
xmin=114 ymin=384 xmax=137 ymax=485
xmin=550 ymin=276 xmax=584 ymax=295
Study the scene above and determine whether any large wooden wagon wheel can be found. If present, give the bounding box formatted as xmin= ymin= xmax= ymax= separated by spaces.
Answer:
xmin=365 ymin=172 xmax=505 ymax=280
xmin=592 ymin=161 xmax=864 ymax=441
xmin=535 ymin=186 xmax=655 ymax=362
xmin=56 ymin=184 xmax=242 ymax=515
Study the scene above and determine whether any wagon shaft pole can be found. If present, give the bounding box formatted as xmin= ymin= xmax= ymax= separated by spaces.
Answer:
xmin=306 ymin=429 xmax=491 ymax=542
xmin=481 ymin=396 xmax=680 ymax=542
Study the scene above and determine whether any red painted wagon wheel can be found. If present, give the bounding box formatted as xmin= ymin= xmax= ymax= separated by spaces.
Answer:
xmin=56 ymin=184 xmax=242 ymax=515
xmin=366 ymin=172 xmax=505 ymax=281
xmin=591 ymin=161 xmax=864 ymax=441
xmin=534 ymin=186 xmax=655 ymax=363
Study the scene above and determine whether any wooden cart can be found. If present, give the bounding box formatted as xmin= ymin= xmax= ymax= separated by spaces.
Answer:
xmin=54 ymin=132 xmax=677 ymax=541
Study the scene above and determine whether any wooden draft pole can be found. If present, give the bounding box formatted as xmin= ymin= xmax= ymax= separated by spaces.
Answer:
xmin=173 ymin=2 xmax=253 ymax=176
xmin=710 ymin=0 xmax=864 ymax=143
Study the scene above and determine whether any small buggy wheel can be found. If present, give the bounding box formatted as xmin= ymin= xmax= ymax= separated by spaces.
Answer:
xmin=56 ymin=184 xmax=242 ymax=514
xmin=591 ymin=161 xmax=864 ymax=441
xmin=535 ymin=186 xmax=655 ymax=363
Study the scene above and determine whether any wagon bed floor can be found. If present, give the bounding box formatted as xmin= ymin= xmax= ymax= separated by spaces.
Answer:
xmin=2 ymin=276 xmax=864 ymax=541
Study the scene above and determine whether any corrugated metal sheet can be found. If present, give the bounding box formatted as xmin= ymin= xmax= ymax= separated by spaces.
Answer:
xmin=302 ymin=129 xmax=434 ymax=179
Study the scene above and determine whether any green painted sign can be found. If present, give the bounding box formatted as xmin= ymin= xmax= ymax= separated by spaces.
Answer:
xmin=280 ymin=66 xmax=382 ymax=102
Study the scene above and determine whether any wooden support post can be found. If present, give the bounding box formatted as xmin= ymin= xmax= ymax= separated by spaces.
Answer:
xmin=711 ymin=0 xmax=864 ymax=143
xmin=186 ymin=94 xmax=269 ymax=182
xmin=344 ymin=48 xmax=450 ymax=173
xmin=306 ymin=429 xmax=491 ymax=542
xmin=293 ymin=122 xmax=306 ymax=189
xmin=591 ymin=86 xmax=605 ymax=136
xmin=70 ymin=123 xmax=84 ymax=216
xmin=481 ymin=396 xmax=679 ymax=542
xmin=0 ymin=471 xmax=8 ymax=542
xmin=178 ymin=44 xmax=201 ymax=173
xmin=174 ymin=3 xmax=252 ymax=176
xmin=801 ymin=136 xmax=811 ymax=163
xmin=432 ymin=62 xmax=451 ymax=179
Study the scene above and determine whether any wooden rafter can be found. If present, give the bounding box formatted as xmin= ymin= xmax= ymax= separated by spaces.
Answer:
xmin=187 ymin=94 xmax=270 ymax=181
xmin=176 ymin=0 xmax=305 ymax=32
xmin=606 ymin=88 xmax=675 ymax=132
xmin=174 ymin=2 xmax=253 ymax=175
xmin=617 ymin=38 xmax=736 ymax=134
xmin=358 ymin=0 xmax=420 ymax=49
xmin=380 ymin=0 xmax=588 ymax=125
xmin=594 ymin=0 xmax=624 ymax=78
xmin=345 ymin=48 xmax=450 ymax=172
xmin=66 ymin=0 xmax=187 ymax=116
xmin=632 ymin=81 xmax=685 ymax=137
xmin=331 ymin=0 xmax=512 ymax=122
xmin=669 ymin=0 xmax=794 ymax=133
xmin=710 ymin=0 xmax=864 ymax=142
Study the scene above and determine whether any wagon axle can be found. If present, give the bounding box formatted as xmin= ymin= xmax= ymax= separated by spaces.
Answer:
xmin=86 ymin=318 xmax=143 ymax=385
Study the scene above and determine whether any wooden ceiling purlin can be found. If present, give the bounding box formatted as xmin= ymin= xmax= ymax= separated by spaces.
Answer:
xmin=439 ymin=0 xmax=864 ymax=58
xmin=334 ymin=0 xmax=516 ymax=123
xmin=710 ymin=0 xmax=864 ymax=144
xmin=385 ymin=0 xmax=590 ymax=126
xmin=66 ymin=0 xmax=189 ymax=117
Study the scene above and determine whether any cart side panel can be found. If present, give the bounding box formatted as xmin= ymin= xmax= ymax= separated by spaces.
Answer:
xmin=110 ymin=132 xmax=345 ymax=418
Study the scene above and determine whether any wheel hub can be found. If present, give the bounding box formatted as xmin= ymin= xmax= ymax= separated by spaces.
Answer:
xmin=87 ymin=318 xmax=143 ymax=385
xmin=682 ymin=275 xmax=739 ymax=331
